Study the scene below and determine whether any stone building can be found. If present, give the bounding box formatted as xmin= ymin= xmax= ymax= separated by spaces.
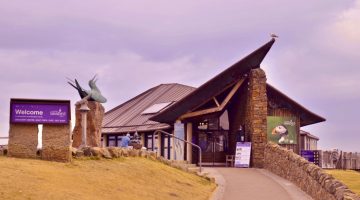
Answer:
xmin=102 ymin=39 xmax=325 ymax=167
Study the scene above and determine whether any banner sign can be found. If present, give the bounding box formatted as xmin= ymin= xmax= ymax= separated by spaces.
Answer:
xmin=10 ymin=99 xmax=71 ymax=124
xmin=234 ymin=142 xmax=251 ymax=168
xmin=301 ymin=150 xmax=320 ymax=166
xmin=174 ymin=122 xmax=185 ymax=160
xmin=267 ymin=116 xmax=297 ymax=144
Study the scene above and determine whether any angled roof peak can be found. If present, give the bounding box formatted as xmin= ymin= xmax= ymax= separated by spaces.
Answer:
xmin=150 ymin=39 xmax=276 ymax=123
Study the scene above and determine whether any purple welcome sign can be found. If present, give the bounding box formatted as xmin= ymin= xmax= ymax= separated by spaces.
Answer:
xmin=10 ymin=99 xmax=71 ymax=124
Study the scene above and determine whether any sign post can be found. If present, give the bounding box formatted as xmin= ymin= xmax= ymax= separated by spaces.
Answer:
xmin=79 ymin=102 xmax=90 ymax=148
xmin=234 ymin=142 xmax=252 ymax=168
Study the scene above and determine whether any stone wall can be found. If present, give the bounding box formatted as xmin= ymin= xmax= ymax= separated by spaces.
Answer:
xmin=247 ymin=68 xmax=268 ymax=168
xmin=264 ymin=142 xmax=360 ymax=200
xmin=8 ymin=124 xmax=38 ymax=158
xmin=72 ymin=101 xmax=105 ymax=148
xmin=42 ymin=124 xmax=72 ymax=162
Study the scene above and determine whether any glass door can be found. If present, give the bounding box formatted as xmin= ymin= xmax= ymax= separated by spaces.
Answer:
xmin=198 ymin=131 xmax=228 ymax=165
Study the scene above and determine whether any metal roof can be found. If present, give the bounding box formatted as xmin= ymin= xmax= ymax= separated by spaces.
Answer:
xmin=300 ymin=130 xmax=320 ymax=140
xmin=102 ymin=83 xmax=196 ymax=134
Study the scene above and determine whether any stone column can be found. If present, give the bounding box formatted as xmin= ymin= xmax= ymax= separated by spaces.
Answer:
xmin=72 ymin=101 xmax=105 ymax=148
xmin=42 ymin=124 xmax=72 ymax=162
xmin=8 ymin=124 xmax=38 ymax=158
xmin=247 ymin=68 xmax=268 ymax=168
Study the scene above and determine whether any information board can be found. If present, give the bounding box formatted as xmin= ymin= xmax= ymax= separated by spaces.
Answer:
xmin=301 ymin=150 xmax=320 ymax=166
xmin=10 ymin=99 xmax=71 ymax=124
xmin=234 ymin=142 xmax=251 ymax=168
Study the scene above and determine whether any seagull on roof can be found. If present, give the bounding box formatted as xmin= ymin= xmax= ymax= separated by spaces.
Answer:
xmin=270 ymin=33 xmax=279 ymax=38
xmin=67 ymin=75 xmax=107 ymax=105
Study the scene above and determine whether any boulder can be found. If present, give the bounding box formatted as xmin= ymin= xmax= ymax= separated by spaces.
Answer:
xmin=75 ymin=150 xmax=84 ymax=158
xmin=90 ymin=147 xmax=102 ymax=157
xmin=100 ymin=148 xmax=112 ymax=159
xmin=108 ymin=147 xmax=121 ymax=158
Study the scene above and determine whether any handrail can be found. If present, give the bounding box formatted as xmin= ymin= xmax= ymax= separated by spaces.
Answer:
xmin=154 ymin=130 xmax=202 ymax=173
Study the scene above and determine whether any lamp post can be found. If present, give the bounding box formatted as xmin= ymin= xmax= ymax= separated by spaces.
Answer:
xmin=79 ymin=101 xmax=90 ymax=148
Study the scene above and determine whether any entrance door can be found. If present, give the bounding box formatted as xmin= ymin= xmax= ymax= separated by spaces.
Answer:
xmin=198 ymin=131 xmax=228 ymax=165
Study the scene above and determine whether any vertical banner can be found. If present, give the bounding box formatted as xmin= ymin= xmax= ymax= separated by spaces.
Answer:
xmin=267 ymin=116 xmax=297 ymax=144
xmin=234 ymin=142 xmax=251 ymax=168
xmin=174 ymin=122 xmax=185 ymax=160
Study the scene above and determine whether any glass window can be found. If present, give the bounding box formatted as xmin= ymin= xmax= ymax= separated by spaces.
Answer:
xmin=142 ymin=102 xmax=173 ymax=114
xmin=108 ymin=136 xmax=116 ymax=147
xmin=146 ymin=134 xmax=153 ymax=150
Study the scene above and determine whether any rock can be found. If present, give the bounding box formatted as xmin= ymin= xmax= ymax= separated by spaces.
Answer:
xmin=72 ymin=102 xmax=105 ymax=148
xmin=100 ymin=148 xmax=112 ymax=159
xmin=139 ymin=150 xmax=147 ymax=157
xmin=90 ymin=147 xmax=102 ymax=157
xmin=75 ymin=150 xmax=84 ymax=158
xmin=122 ymin=148 xmax=129 ymax=157
xmin=107 ymin=147 xmax=121 ymax=158
xmin=129 ymin=149 xmax=140 ymax=157
xmin=83 ymin=147 xmax=92 ymax=156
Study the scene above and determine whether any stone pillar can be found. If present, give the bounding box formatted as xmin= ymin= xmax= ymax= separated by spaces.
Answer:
xmin=42 ymin=124 xmax=72 ymax=162
xmin=247 ymin=68 xmax=268 ymax=168
xmin=8 ymin=124 xmax=38 ymax=158
xmin=72 ymin=101 xmax=105 ymax=148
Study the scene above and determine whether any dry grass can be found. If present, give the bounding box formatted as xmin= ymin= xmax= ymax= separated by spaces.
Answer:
xmin=326 ymin=170 xmax=360 ymax=195
xmin=0 ymin=157 xmax=215 ymax=200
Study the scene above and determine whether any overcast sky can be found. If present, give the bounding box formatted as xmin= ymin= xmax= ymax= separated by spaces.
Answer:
xmin=0 ymin=0 xmax=359 ymax=151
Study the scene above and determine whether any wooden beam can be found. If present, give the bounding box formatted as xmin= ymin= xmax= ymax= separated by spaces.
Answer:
xmin=213 ymin=97 xmax=220 ymax=107
xmin=190 ymin=80 xmax=240 ymax=112
xmin=219 ymin=78 xmax=245 ymax=107
xmin=180 ymin=78 xmax=245 ymax=120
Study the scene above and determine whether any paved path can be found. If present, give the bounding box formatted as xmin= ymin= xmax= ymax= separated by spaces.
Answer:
xmin=204 ymin=167 xmax=312 ymax=200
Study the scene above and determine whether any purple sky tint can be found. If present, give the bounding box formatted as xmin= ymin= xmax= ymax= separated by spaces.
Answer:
xmin=0 ymin=0 xmax=359 ymax=151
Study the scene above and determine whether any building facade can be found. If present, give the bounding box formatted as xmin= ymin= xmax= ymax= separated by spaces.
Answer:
xmin=300 ymin=130 xmax=319 ymax=150
xmin=102 ymin=39 xmax=325 ymax=167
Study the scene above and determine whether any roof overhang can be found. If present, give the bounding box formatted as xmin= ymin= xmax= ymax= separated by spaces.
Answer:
xmin=267 ymin=84 xmax=326 ymax=127
xmin=150 ymin=38 xmax=276 ymax=123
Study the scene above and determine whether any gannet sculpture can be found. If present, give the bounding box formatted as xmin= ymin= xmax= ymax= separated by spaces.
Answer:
xmin=67 ymin=75 xmax=107 ymax=105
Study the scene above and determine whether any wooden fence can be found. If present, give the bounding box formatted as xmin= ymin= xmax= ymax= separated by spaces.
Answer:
xmin=321 ymin=150 xmax=360 ymax=170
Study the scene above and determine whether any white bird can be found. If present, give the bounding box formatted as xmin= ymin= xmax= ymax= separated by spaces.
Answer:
xmin=270 ymin=33 xmax=279 ymax=38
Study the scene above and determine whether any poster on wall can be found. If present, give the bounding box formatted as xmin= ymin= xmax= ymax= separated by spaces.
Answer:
xmin=10 ymin=99 xmax=71 ymax=124
xmin=267 ymin=116 xmax=297 ymax=144
xmin=174 ymin=122 xmax=185 ymax=160
xmin=234 ymin=142 xmax=251 ymax=168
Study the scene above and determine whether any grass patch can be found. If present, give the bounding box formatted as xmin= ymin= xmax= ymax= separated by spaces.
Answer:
xmin=326 ymin=170 xmax=360 ymax=195
xmin=0 ymin=157 xmax=215 ymax=200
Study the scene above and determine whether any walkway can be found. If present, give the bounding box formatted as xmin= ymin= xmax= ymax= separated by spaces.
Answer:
xmin=204 ymin=167 xmax=312 ymax=200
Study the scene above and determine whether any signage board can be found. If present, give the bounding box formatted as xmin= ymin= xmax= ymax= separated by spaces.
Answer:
xmin=174 ymin=122 xmax=185 ymax=160
xmin=10 ymin=99 xmax=71 ymax=124
xmin=234 ymin=142 xmax=251 ymax=168
xmin=301 ymin=150 xmax=320 ymax=166
xmin=267 ymin=116 xmax=297 ymax=144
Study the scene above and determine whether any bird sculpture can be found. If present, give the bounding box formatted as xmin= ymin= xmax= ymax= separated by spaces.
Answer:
xmin=67 ymin=75 xmax=107 ymax=105
xmin=270 ymin=33 xmax=279 ymax=38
